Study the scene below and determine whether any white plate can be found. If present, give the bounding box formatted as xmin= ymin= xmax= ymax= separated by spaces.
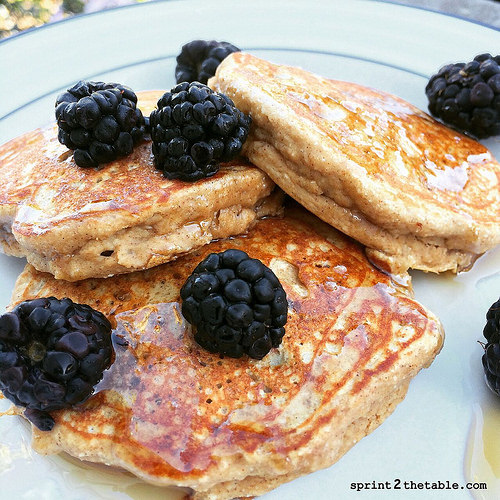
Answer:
xmin=1 ymin=1 xmax=499 ymax=499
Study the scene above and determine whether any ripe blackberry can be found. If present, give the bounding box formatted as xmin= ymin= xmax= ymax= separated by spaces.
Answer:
xmin=150 ymin=82 xmax=251 ymax=181
xmin=180 ymin=249 xmax=287 ymax=359
xmin=481 ymin=297 xmax=500 ymax=396
xmin=175 ymin=40 xmax=240 ymax=85
xmin=0 ymin=297 xmax=113 ymax=431
xmin=425 ymin=53 xmax=500 ymax=138
xmin=55 ymin=81 xmax=146 ymax=168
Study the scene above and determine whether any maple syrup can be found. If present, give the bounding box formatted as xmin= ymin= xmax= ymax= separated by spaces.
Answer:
xmin=465 ymin=401 xmax=500 ymax=499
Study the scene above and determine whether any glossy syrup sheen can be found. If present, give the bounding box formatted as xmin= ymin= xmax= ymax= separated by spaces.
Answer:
xmin=0 ymin=90 xmax=260 ymax=235
xmin=465 ymin=401 xmax=500 ymax=499
xmin=13 ymin=206 xmax=443 ymax=483
xmin=230 ymin=53 xmax=500 ymax=222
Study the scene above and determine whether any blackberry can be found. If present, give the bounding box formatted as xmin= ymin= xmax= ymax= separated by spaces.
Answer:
xmin=150 ymin=82 xmax=251 ymax=181
xmin=425 ymin=53 xmax=500 ymax=138
xmin=0 ymin=297 xmax=113 ymax=431
xmin=180 ymin=249 xmax=287 ymax=359
xmin=481 ymin=297 xmax=500 ymax=396
xmin=175 ymin=40 xmax=240 ymax=85
xmin=55 ymin=81 xmax=146 ymax=168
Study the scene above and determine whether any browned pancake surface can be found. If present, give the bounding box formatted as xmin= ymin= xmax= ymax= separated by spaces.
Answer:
xmin=11 ymin=206 xmax=443 ymax=498
xmin=285 ymin=80 xmax=498 ymax=216
xmin=210 ymin=53 xmax=500 ymax=273
xmin=0 ymin=91 xmax=282 ymax=280
xmin=0 ymin=92 xmax=163 ymax=222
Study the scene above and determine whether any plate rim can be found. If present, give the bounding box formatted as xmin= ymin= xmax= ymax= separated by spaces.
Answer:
xmin=0 ymin=0 xmax=498 ymax=49
xmin=0 ymin=47 xmax=430 ymax=124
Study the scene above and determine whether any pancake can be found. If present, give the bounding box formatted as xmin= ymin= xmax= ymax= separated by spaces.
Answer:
xmin=0 ymin=90 xmax=283 ymax=281
xmin=209 ymin=53 xmax=500 ymax=274
xmin=9 ymin=205 xmax=443 ymax=500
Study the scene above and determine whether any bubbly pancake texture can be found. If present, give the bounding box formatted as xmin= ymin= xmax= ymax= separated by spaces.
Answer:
xmin=10 ymin=205 xmax=443 ymax=500
xmin=0 ymin=90 xmax=282 ymax=281
xmin=210 ymin=53 xmax=500 ymax=274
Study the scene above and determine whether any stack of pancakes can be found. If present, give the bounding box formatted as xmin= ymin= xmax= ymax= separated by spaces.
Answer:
xmin=1 ymin=52 xmax=499 ymax=499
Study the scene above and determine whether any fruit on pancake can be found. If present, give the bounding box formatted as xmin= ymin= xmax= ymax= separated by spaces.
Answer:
xmin=426 ymin=53 xmax=500 ymax=138
xmin=0 ymin=90 xmax=283 ymax=281
xmin=55 ymin=81 xmax=146 ymax=167
xmin=482 ymin=297 xmax=500 ymax=396
xmin=150 ymin=82 xmax=251 ymax=181
xmin=180 ymin=249 xmax=287 ymax=359
xmin=175 ymin=39 xmax=240 ymax=84
xmin=8 ymin=205 xmax=444 ymax=500
xmin=0 ymin=297 xmax=112 ymax=431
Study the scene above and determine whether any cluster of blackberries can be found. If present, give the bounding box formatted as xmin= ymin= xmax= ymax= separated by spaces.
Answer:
xmin=180 ymin=249 xmax=287 ymax=359
xmin=55 ymin=41 xmax=249 ymax=181
xmin=175 ymin=39 xmax=240 ymax=85
xmin=149 ymin=81 xmax=251 ymax=181
xmin=0 ymin=297 xmax=113 ymax=430
xmin=55 ymin=81 xmax=146 ymax=168
xmin=482 ymin=297 xmax=500 ymax=397
xmin=426 ymin=53 xmax=500 ymax=138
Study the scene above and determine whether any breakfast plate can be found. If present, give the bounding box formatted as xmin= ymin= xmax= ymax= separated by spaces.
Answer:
xmin=0 ymin=0 xmax=499 ymax=498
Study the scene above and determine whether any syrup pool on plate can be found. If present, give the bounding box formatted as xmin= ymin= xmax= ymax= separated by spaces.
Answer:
xmin=465 ymin=401 xmax=500 ymax=500
xmin=0 ymin=397 xmax=188 ymax=500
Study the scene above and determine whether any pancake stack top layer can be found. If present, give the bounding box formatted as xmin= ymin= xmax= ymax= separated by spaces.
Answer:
xmin=0 ymin=91 xmax=282 ymax=281
xmin=210 ymin=52 xmax=500 ymax=274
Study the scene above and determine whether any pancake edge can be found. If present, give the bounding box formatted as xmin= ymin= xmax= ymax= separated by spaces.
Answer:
xmin=0 ymin=172 xmax=284 ymax=281
xmin=244 ymin=139 xmax=477 ymax=274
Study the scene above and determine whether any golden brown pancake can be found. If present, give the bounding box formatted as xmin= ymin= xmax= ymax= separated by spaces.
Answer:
xmin=9 ymin=205 xmax=443 ymax=500
xmin=210 ymin=53 xmax=500 ymax=274
xmin=0 ymin=90 xmax=282 ymax=281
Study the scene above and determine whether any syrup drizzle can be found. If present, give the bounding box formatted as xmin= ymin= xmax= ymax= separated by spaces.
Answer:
xmin=50 ymin=453 xmax=189 ymax=500
xmin=465 ymin=401 xmax=500 ymax=499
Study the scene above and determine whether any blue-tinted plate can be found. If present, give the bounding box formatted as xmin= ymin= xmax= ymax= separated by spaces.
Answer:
xmin=0 ymin=1 xmax=499 ymax=498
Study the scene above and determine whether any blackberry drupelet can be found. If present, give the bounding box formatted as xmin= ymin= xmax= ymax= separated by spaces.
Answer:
xmin=0 ymin=297 xmax=113 ymax=431
xmin=175 ymin=40 xmax=240 ymax=85
xmin=180 ymin=249 xmax=288 ymax=359
xmin=55 ymin=81 xmax=146 ymax=168
xmin=150 ymin=82 xmax=251 ymax=181
xmin=425 ymin=53 xmax=500 ymax=138
xmin=481 ymin=297 xmax=500 ymax=396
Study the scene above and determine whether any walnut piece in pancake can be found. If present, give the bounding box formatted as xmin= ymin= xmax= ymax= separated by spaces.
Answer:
xmin=210 ymin=53 xmax=500 ymax=274
xmin=9 ymin=205 xmax=443 ymax=500
xmin=0 ymin=90 xmax=283 ymax=281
